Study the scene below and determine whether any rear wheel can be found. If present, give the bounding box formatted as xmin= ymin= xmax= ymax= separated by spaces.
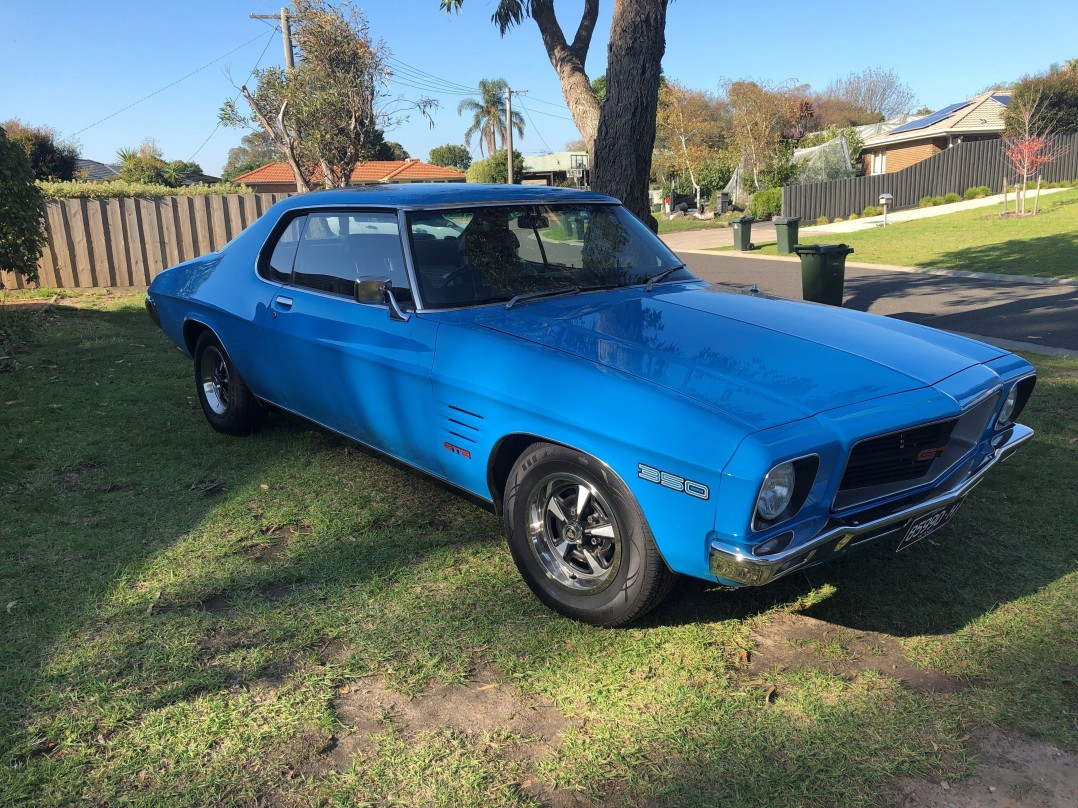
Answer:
xmin=193 ymin=331 xmax=265 ymax=435
xmin=503 ymin=442 xmax=676 ymax=626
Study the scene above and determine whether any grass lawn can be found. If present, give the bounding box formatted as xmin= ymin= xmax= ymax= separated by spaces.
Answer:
xmin=1 ymin=294 xmax=1076 ymax=806
xmin=741 ymin=187 xmax=1078 ymax=280
xmin=656 ymin=216 xmax=732 ymax=235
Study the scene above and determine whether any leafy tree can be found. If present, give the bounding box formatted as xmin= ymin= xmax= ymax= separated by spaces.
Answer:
xmin=2 ymin=120 xmax=79 ymax=181
xmin=117 ymin=139 xmax=168 ymax=185
xmin=375 ymin=141 xmax=410 ymax=160
xmin=653 ymin=80 xmax=727 ymax=207
xmin=1003 ymin=83 xmax=1070 ymax=214
xmin=457 ymin=78 xmax=525 ymax=157
xmin=429 ymin=144 xmax=472 ymax=170
xmin=466 ymin=149 xmax=524 ymax=184
xmin=441 ymin=0 xmax=670 ymax=228
xmin=0 ymin=125 xmax=47 ymax=286
xmin=222 ymin=130 xmax=278 ymax=181
xmin=825 ymin=68 xmax=916 ymax=119
xmin=1005 ymin=67 xmax=1078 ymax=136
xmin=723 ymin=80 xmax=802 ymax=191
xmin=221 ymin=0 xmax=433 ymax=191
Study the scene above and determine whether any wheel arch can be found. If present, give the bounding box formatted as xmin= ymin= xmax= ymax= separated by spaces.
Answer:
xmin=487 ymin=433 xmax=629 ymax=517
xmin=182 ymin=317 xmax=217 ymax=357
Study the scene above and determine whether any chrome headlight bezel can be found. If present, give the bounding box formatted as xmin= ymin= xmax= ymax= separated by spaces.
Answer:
xmin=752 ymin=455 xmax=820 ymax=531
xmin=995 ymin=385 xmax=1019 ymax=429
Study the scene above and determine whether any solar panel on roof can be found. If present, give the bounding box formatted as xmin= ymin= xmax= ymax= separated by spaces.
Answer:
xmin=888 ymin=101 xmax=972 ymax=134
xmin=991 ymin=94 xmax=1011 ymax=105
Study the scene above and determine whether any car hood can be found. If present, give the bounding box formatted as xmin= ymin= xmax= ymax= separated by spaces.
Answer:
xmin=469 ymin=284 xmax=1004 ymax=431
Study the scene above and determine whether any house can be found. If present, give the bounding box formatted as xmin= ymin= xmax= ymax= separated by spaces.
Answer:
xmin=233 ymin=159 xmax=466 ymax=193
xmin=861 ymin=91 xmax=1010 ymax=175
xmin=521 ymin=151 xmax=589 ymax=187
xmin=75 ymin=158 xmax=123 ymax=182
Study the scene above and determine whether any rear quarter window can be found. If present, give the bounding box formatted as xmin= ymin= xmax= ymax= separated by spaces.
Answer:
xmin=262 ymin=215 xmax=307 ymax=283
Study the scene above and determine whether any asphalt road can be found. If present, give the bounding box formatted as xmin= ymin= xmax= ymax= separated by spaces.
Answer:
xmin=674 ymin=251 xmax=1078 ymax=353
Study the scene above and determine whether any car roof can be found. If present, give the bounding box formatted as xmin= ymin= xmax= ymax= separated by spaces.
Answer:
xmin=275 ymin=182 xmax=620 ymax=210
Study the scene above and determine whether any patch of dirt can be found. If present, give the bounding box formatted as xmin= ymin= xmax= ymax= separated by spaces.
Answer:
xmin=196 ymin=594 xmax=233 ymax=614
xmin=245 ymin=523 xmax=310 ymax=561
xmin=58 ymin=460 xmax=104 ymax=490
xmin=748 ymin=613 xmax=962 ymax=692
xmin=258 ymin=581 xmax=294 ymax=602
xmin=312 ymin=671 xmax=575 ymax=803
xmin=889 ymin=728 xmax=1078 ymax=807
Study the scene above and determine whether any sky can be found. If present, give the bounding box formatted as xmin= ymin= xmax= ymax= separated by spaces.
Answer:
xmin=4 ymin=0 xmax=1077 ymax=176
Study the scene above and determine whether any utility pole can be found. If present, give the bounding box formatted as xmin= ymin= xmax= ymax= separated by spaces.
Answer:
xmin=250 ymin=7 xmax=295 ymax=69
xmin=505 ymin=87 xmax=526 ymax=184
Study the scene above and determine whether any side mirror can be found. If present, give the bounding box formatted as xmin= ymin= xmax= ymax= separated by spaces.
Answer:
xmin=354 ymin=277 xmax=390 ymax=303
xmin=354 ymin=277 xmax=410 ymax=322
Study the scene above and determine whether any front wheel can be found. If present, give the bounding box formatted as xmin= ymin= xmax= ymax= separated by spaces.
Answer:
xmin=193 ymin=331 xmax=265 ymax=435
xmin=503 ymin=442 xmax=676 ymax=627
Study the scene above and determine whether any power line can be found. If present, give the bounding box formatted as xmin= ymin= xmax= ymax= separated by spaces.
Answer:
xmin=63 ymin=30 xmax=274 ymax=139
xmin=520 ymin=103 xmax=553 ymax=155
xmin=518 ymin=104 xmax=573 ymax=122
xmin=187 ymin=26 xmax=280 ymax=163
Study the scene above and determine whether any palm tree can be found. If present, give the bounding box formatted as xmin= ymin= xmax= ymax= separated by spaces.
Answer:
xmin=457 ymin=78 xmax=525 ymax=157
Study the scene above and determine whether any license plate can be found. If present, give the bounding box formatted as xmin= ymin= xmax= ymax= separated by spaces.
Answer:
xmin=897 ymin=498 xmax=965 ymax=552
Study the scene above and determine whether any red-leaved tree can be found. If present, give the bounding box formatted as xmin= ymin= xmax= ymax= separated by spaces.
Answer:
xmin=1003 ymin=85 xmax=1069 ymax=214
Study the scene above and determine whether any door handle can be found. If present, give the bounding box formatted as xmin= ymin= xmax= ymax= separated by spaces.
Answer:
xmin=274 ymin=296 xmax=294 ymax=310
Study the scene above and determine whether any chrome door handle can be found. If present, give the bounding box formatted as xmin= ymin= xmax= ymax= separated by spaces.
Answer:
xmin=275 ymin=296 xmax=294 ymax=310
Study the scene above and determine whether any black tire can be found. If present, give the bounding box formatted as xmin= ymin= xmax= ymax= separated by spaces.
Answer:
xmin=193 ymin=331 xmax=265 ymax=435
xmin=503 ymin=442 xmax=676 ymax=627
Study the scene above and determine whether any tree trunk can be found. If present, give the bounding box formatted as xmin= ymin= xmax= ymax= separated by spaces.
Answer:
xmin=530 ymin=0 xmax=601 ymax=153
xmin=241 ymin=87 xmax=310 ymax=193
xmin=591 ymin=0 xmax=668 ymax=227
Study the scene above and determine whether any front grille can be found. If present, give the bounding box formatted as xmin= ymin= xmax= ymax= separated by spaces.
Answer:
xmin=840 ymin=418 xmax=957 ymax=490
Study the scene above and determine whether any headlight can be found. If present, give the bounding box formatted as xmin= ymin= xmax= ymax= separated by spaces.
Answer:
xmin=756 ymin=461 xmax=796 ymax=522
xmin=996 ymin=386 xmax=1018 ymax=428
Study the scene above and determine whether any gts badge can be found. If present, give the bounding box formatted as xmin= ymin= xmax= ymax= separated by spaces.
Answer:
xmin=444 ymin=442 xmax=472 ymax=460
xmin=638 ymin=463 xmax=709 ymax=500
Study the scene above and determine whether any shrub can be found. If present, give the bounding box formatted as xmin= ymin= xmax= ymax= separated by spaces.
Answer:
xmin=36 ymin=180 xmax=253 ymax=199
xmin=848 ymin=213 xmax=859 ymax=220
xmin=918 ymin=196 xmax=935 ymax=207
xmin=816 ymin=215 xmax=830 ymax=225
xmin=862 ymin=205 xmax=883 ymax=217
xmin=747 ymin=187 xmax=782 ymax=218
xmin=943 ymin=192 xmax=961 ymax=204
xmin=0 ymin=126 xmax=47 ymax=285
xmin=963 ymin=185 xmax=992 ymax=199
xmin=833 ymin=217 xmax=844 ymax=222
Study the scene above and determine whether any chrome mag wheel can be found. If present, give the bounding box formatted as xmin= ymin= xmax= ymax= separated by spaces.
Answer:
xmin=526 ymin=473 xmax=622 ymax=594
xmin=199 ymin=345 xmax=231 ymax=416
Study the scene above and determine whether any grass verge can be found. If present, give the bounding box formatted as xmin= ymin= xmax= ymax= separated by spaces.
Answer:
xmin=1 ymin=294 xmax=1075 ymax=806
xmin=740 ymin=187 xmax=1078 ymax=279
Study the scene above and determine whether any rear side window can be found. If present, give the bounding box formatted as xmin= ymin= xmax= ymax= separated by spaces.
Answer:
xmin=292 ymin=212 xmax=408 ymax=298
xmin=263 ymin=215 xmax=307 ymax=283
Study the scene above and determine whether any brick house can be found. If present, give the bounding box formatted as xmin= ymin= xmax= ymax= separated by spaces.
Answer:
xmin=233 ymin=159 xmax=466 ymax=193
xmin=861 ymin=91 xmax=1010 ymax=175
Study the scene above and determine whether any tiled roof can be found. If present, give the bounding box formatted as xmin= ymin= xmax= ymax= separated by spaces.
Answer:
xmin=75 ymin=159 xmax=123 ymax=182
xmin=234 ymin=160 xmax=466 ymax=184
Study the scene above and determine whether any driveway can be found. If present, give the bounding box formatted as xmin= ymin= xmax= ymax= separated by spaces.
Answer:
xmin=668 ymin=249 xmax=1078 ymax=354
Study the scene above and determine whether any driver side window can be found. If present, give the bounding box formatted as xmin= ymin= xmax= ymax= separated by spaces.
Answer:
xmin=291 ymin=212 xmax=410 ymax=300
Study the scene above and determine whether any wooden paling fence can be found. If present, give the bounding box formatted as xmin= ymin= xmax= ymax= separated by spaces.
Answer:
xmin=1 ymin=193 xmax=290 ymax=290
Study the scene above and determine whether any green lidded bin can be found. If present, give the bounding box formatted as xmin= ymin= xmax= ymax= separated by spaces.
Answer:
xmin=793 ymin=243 xmax=854 ymax=306
xmin=773 ymin=216 xmax=801 ymax=254
xmin=730 ymin=215 xmax=755 ymax=251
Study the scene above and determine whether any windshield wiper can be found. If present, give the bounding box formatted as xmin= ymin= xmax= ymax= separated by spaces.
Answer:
xmin=644 ymin=264 xmax=687 ymax=292
xmin=504 ymin=286 xmax=580 ymax=309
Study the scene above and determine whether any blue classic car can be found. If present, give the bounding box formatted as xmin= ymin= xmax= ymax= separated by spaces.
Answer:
xmin=146 ymin=184 xmax=1035 ymax=626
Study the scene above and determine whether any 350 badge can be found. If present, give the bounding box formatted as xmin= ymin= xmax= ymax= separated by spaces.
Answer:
xmin=638 ymin=463 xmax=710 ymax=500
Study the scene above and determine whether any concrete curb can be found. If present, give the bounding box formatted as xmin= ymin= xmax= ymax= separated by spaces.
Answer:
xmin=946 ymin=331 xmax=1078 ymax=360
xmin=679 ymin=249 xmax=1078 ymax=288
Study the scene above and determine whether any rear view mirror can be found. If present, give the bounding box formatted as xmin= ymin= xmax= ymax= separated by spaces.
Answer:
xmin=517 ymin=213 xmax=549 ymax=230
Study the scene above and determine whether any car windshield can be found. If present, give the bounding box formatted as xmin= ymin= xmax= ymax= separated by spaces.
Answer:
xmin=406 ymin=203 xmax=691 ymax=308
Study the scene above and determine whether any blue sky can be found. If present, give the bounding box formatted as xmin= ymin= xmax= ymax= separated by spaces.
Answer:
xmin=4 ymin=0 xmax=1077 ymax=175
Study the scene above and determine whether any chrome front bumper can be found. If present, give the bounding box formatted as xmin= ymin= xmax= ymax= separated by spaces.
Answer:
xmin=709 ymin=424 xmax=1034 ymax=586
